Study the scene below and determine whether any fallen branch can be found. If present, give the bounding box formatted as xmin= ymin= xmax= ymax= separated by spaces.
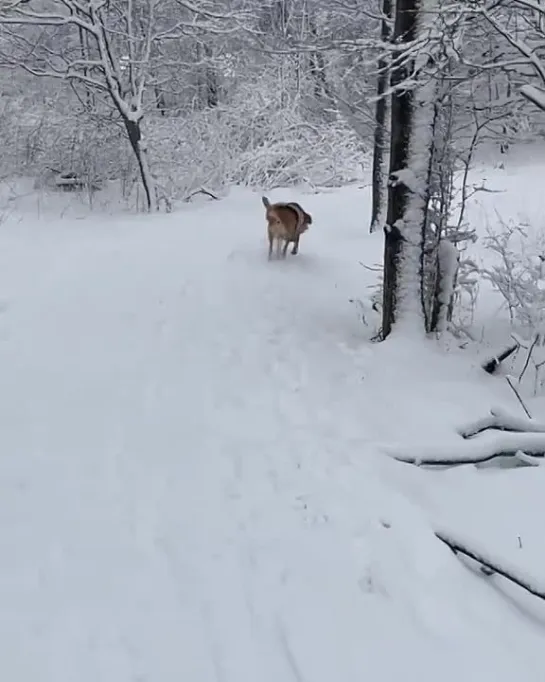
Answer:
xmin=459 ymin=407 xmax=545 ymax=439
xmin=381 ymin=430 xmax=545 ymax=466
xmin=482 ymin=343 xmax=519 ymax=374
xmin=435 ymin=528 xmax=545 ymax=602
xmin=521 ymin=84 xmax=545 ymax=112
xmin=183 ymin=187 xmax=219 ymax=202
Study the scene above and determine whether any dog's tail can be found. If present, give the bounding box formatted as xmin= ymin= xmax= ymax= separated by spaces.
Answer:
xmin=261 ymin=196 xmax=271 ymax=209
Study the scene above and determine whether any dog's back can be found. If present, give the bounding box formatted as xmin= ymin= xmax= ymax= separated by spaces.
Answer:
xmin=262 ymin=195 xmax=312 ymax=259
xmin=262 ymin=197 xmax=312 ymax=239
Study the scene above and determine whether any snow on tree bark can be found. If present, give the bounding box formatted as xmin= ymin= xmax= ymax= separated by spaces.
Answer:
xmin=370 ymin=0 xmax=392 ymax=234
xmin=431 ymin=238 xmax=459 ymax=334
xmin=382 ymin=0 xmax=438 ymax=339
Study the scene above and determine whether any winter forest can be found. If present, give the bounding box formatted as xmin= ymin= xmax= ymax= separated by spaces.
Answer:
xmin=1 ymin=0 xmax=545 ymax=336
xmin=3 ymin=1 xmax=545 ymax=680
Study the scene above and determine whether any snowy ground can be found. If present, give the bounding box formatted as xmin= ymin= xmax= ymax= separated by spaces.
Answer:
xmin=1 ymin=158 xmax=545 ymax=681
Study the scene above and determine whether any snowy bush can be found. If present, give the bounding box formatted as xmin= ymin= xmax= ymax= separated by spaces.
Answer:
xmin=482 ymin=219 xmax=545 ymax=393
xmin=0 ymin=96 xmax=134 ymax=199
xmin=0 ymin=87 xmax=365 ymax=209
xmin=483 ymin=221 xmax=545 ymax=333
xmin=147 ymin=87 xmax=365 ymax=203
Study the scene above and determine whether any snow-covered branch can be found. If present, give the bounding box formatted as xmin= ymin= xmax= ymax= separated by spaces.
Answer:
xmin=458 ymin=407 xmax=545 ymax=438
xmin=381 ymin=430 xmax=545 ymax=466
xmin=520 ymin=83 xmax=545 ymax=111
xmin=435 ymin=528 xmax=545 ymax=602
xmin=381 ymin=403 xmax=545 ymax=466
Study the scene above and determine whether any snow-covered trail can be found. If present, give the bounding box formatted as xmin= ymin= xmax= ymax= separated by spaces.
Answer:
xmin=1 ymin=189 xmax=544 ymax=681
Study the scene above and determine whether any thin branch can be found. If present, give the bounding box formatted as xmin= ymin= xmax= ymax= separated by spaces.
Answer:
xmin=506 ymin=375 xmax=533 ymax=419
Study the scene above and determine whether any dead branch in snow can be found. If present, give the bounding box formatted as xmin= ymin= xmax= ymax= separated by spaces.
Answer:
xmin=183 ymin=187 xmax=220 ymax=202
xmin=435 ymin=529 xmax=545 ymax=602
xmin=482 ymin=343 xmax=519 ymax=374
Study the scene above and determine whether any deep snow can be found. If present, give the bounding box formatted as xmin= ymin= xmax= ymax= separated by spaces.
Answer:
xmin=1 ymin=166 xmax=545 ymax=681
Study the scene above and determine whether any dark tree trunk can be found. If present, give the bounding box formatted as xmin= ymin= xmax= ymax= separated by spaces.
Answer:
xmin=309 ymin=47 xmax=328 ymax=99
xmin=206 ymin=68 xmax=219 ymax=108
xmin=123 ymin=117 xmax=155 ymax=212
xmin=196 ymin=43 xmax=219 ymax=109
xmin=381 ymin=0 xmax=419 ymax=339
xmin=204 ymin=44 xmax=219 ymax=108
xmin=370 ymin=0 xmax=392 ymax=233
xmin=155 ymin=86 xmax=167 ymax=116
xmin=308 ymin=14 xmax=329 ymax=100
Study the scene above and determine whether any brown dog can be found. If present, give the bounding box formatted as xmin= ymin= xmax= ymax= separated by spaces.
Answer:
xmin=262 ymin=196 xmax=312 ymax=260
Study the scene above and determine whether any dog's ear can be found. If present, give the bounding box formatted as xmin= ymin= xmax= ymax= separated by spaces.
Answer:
xmin=261 ymin=196 xmax=271 ymax=209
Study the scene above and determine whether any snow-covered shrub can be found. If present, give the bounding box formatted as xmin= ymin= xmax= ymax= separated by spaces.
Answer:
xmin=0 ymin=94 xmax=135 ymax=205
xmin=483 ymin=219 xmax=545 ymax=393
xmin=483 ymin=221 xmax=545 ymax=332
xmin=146 ymin=79 xmax=365 ymax=204
xmin=0 ymin=79 xmax=365 ymax=209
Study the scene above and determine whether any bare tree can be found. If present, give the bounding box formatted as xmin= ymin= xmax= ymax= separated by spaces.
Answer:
xmin=0 ymin=0 xmax=243 ymax=211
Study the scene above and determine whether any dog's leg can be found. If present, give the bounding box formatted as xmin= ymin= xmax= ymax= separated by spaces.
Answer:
xmin=268 ymin=230 xmax=274 ymax=260
xmin=291 ymin=236 xmax=300 ymax=255
xmin=276 ymin=238 xmax=283 ymax=259
xmin=282 ymin=240 xmax=289 ymax=258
